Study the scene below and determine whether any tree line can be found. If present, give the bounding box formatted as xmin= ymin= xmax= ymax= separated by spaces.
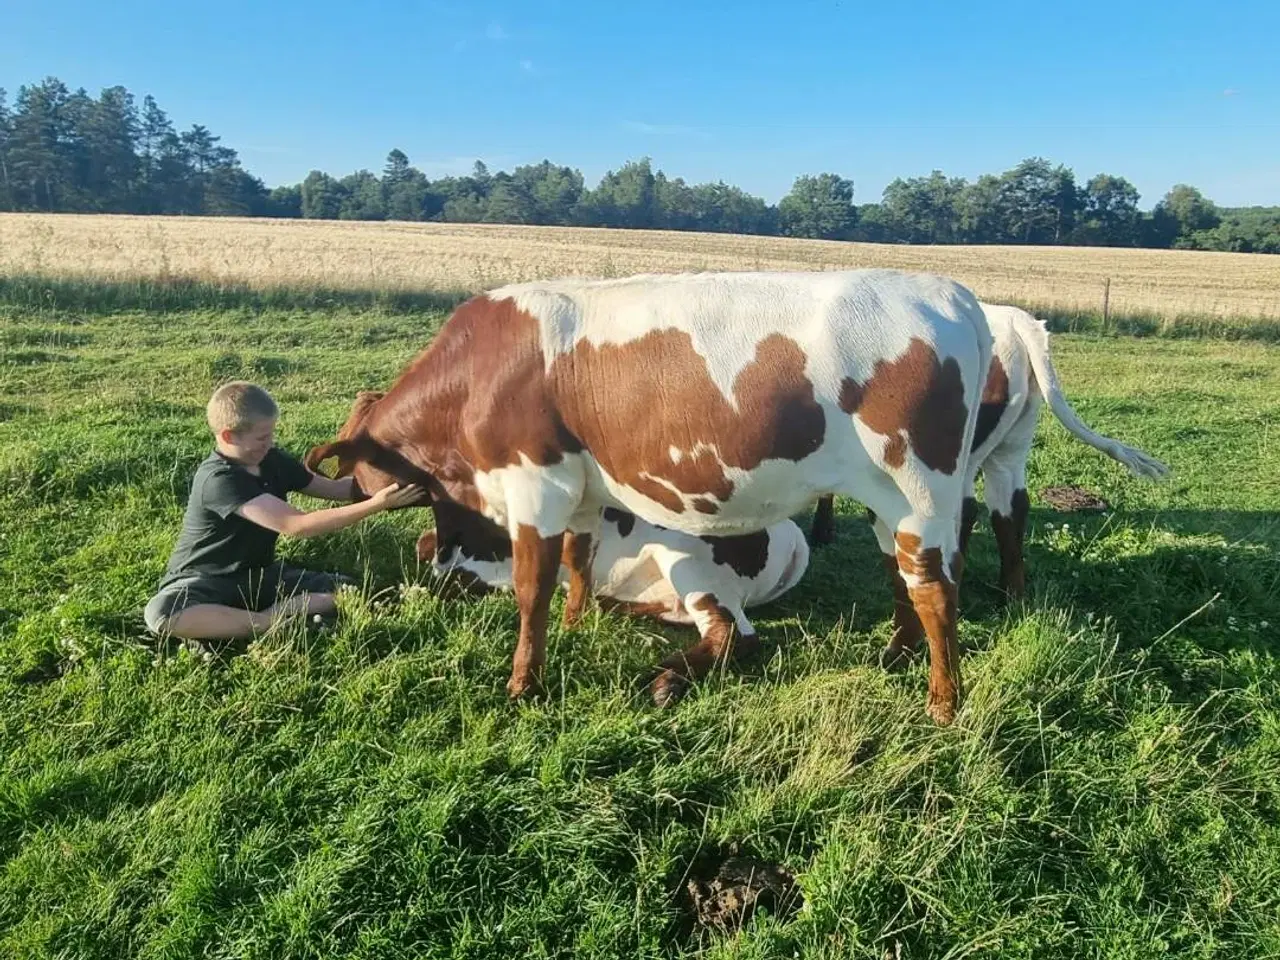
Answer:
xmin=3 ymin=76 xmax=1278 ymax=254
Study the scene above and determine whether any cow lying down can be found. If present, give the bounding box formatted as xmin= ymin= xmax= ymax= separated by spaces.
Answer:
xmin=415 ymin=502 xmax=809 ymax=703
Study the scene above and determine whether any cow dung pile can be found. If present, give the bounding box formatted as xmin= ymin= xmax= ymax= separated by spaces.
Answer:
xmin=1039 ymin=484 xmax=1111 ymax=512
xmin=682 ymin=854 xmax=803 ymax=931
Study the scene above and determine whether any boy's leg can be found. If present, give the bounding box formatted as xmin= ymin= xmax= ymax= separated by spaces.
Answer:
xmin=271 ymin=566 xmax=359 ymax=622
xmin=144 ymin=573 xmax=316 ymax=641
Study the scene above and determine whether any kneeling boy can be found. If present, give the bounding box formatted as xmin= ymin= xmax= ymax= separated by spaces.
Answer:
xmin=144 ymin=381 xmax=422 ymax=641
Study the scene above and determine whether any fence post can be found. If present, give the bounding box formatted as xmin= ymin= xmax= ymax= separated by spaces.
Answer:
xmin=1102 ymin=277 xmax=1111 ymax=332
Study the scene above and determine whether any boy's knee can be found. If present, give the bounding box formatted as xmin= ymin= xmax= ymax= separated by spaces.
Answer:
xmin=144 ymin=592 xmax=178 ymax=635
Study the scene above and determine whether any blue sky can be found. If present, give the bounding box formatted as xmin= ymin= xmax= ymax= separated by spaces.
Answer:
xmin=5 ymin=0 xmax=1278 ymax=207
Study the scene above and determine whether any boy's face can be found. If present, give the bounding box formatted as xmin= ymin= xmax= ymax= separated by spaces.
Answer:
xmin=219 ymin=417 xmax=277 ymax=466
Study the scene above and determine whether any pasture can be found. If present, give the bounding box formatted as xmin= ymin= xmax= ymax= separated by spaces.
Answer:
xmin=1 ymin=234 xmax=1279 ymax=957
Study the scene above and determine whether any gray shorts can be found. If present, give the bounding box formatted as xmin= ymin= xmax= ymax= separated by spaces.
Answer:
xmin=144 ymin=563 xmax=356 ymax=634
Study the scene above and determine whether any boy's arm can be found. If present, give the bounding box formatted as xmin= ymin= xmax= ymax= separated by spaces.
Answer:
xmin=300 ymin=471 xmax=357 ymax=502
xmin=237 ymin=482 xmax=425 ymax=538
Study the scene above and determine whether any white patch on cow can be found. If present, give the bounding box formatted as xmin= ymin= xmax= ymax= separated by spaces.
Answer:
xmin=473 ymin=451 xmax=589 ymax=539
xmin=668 ymin=446 xmax=683 ymax=464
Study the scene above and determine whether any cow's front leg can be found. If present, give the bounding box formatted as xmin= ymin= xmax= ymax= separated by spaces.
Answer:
xmin=651 ymin=591 xmax=760 ymax=707
xmin=495 ymin=459 xmax=587 ymax=700
xmin=644 ymin=547 xmax=759 ymax=707
xmin=507 ymin=523 xmax=562 ymax=699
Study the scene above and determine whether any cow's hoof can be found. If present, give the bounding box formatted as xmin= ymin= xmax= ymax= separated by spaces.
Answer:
xmin=879 ymin=644 xmax=915 ymax=673
xmin=925 ymin=691 xmax=958 ymax=726
xmin=650 ymin=670 xmax=691 ymax=708
xmin=506 ymin=671 xmax=544 ymax=701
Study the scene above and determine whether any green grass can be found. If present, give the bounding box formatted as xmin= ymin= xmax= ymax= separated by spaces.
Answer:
xmin=1 ymin=293 xmax=1279 ymax=959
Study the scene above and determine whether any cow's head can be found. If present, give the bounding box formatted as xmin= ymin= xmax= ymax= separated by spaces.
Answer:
xmin=305 ymin=390 xmax=446 ymax=509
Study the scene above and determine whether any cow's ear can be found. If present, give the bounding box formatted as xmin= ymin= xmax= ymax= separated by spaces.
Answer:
xmin=305 ymin=439 xmax=356 ymax=475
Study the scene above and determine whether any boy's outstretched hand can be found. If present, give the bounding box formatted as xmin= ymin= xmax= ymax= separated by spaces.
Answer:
xmin=371 ymin=482 xmax=428 ymax=510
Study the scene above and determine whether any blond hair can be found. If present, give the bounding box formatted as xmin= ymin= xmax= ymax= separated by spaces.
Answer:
xmin=206 ymin=381 xmax=278 ymax=434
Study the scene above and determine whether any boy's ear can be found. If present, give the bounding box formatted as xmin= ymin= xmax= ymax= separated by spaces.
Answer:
xmin=305 ymin=440 xmax=356 ymax=475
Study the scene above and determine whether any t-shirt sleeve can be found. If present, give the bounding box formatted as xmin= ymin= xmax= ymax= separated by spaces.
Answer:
xmin=272 ymin=448 xmax=315 ymax=494
xmin=201 ymin=465 xmax=273 ymax=519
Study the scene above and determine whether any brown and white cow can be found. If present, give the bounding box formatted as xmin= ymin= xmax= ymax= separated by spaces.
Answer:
xmin=810 ymin=302 xmax=1170 ymax=599
xmin=415 ymin=503 xmax=809 ymax=704
xmin=306 ymin=269 xmax=993 ymax=724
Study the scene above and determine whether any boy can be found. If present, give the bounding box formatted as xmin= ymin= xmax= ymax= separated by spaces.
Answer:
xmin=144 ymin=380 xmax=424 ymax=643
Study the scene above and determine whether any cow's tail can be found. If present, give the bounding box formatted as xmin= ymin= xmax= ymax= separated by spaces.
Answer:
xmin=1007 ymin=307 xmax=1171 ymax=480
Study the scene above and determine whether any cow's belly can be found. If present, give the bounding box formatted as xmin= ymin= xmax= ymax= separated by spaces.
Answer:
xmin=585 ymin=439 xmax=867 ymax=536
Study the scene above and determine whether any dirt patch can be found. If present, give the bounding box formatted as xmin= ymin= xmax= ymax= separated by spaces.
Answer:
xmin=14 ymin=650 xmax=68 ymax=686
xmin=1039 ymin=484 xmax=1110 ymax=512
xmin=683 ymin=854 xmax=803 ymax=932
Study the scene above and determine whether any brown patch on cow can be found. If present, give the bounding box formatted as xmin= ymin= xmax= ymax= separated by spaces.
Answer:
xmin=692 ymin=497 xmax=720 ymax=515
xmin=651 ymin=594 xmax=760 ymax=707
xmin=972 ymin=355 xmax=1009 ymax=451
xmin=597 ymin=596 xmax=676 ymax=620
xmin=839 ymin=337 xmax=968 ymax=474
xmin=560 ymin=531 xmax=594 ymax=628
xmin=507 ymin=523 xmax=562 ymax=699
xmin=415 ymin=529 xmax=438 ymax=563
xmin=549 ymin=330 xmax=825 ymax=514
xmin=893 ymin=531 xmax=949 ymax=583
xmin=702 ymin=529 xmax=771 ymax=580
xmin=602 ymin=507 xmax=636 ymax=538
xmin=883 ymin=433 xmax=908 ymax=469
xmin=893 ymin=531 xmax=963 ymax=725
xmin=991 ymin=488 xmax=1029 ymax=598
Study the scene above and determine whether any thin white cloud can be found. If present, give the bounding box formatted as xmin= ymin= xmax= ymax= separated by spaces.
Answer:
xmin=622 ymin=120 xmax=713 ymax=141
xmin=519 ymin=58 xmax=537 ymax=74
xmin=1223 ymin=88 xmax=1239 ymax=97
xmin=486 ymin=21 xmax=510 ymax=41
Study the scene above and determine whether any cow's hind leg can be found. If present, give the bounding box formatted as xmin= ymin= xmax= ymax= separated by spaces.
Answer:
xmin=895 ymin=515 xmax=965 ymax=725
xmin=982 ymin=403 xmax=1037 ymax=599
xmin=869 ymin=511 xmax=924 ymax=671
xmin=560 ymin=503 xmax=602 ymax=628
xmin=864 ymin=487 xmax=966 ymax=725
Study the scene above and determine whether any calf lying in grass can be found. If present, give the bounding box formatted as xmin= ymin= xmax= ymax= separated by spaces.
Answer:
xmin=810 ymin=302 xmax=1171 ymax=601
xmin=416 ymin=503 xmax=810 ymax=705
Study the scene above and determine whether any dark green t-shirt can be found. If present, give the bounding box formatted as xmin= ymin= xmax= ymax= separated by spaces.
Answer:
xmin=160 ymin=447 xmax=313 ymax=586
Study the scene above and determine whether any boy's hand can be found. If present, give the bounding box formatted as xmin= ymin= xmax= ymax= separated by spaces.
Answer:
xmin=370 ymin=482 xmax=427 ymax=510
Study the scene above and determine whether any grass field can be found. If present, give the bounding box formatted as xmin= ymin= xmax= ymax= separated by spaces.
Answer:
xmin=4 ymin=213 xmax=1280 ymax=340
xmin=1 ymin=280 xmax=1278 ymax=958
